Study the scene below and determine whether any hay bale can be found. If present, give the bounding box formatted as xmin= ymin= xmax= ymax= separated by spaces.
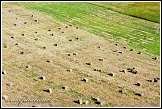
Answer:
xmin=92 ymin=97 xmax=100 ymax=102
xmin=108 ymin=72 xmax=114 ymax=76
xmin=95 ymin=101 xmax=104 ymax=105
xmin=152 ymin=57 xmax=157 ymax=60
xmin=47 ymin=88 xmax=52 ymax=93
xmin=48 ymin=29 xmax=51 ymax=31
xmin=65 ymin=26 xmax=68 ymax=28
xmin=39 ymin=76 xmax=46 ymax=80
xmin=46 ymin=60 xmax=50 ymax=63
xmin=99 ymin=59 xmax=103 ymax=61
xmin=118 ymin=51 xmax=122 ymax=54
xmin=11 ymin=36 xmax=14 ymax=39
xmin=2 ymin=95 xmax=8 ymax=100
xmin=34 ymin=38 xmax=38 ymax=41
xmin=15 ymin=43 xmax=18 ymax=45
xmin=134 ymin=82 xmax=141 ymax=86
xmin=147 ymin=80 xmax=152 ymax=82
xmin=6 ymin=83 xmax=12 ymax=86
xmin=42 ymin=47 xmax=46 ymax=49
xmin=34 ymin=19 xmax=38 ymax=22
xmin=67 ymin=54 xmax=71 ymax=56
xmin=118 ymin=90 xmax=123 ymax=93
xmin=35 ymin=32 xmax=37 ymax=34
xmin=131 ymin=69 xmax=137 ymax=74
xmin=69 ymin=24 xmax=72 ymax=27
xmin=119 ymin=70 xmax=126 ymax=73
xmin=20 ymin=51 xmax=24 ymax=54
xmin=97 ymin=46 xmax=100 ymax=48
xmin=137 ymin=51 xmax=141 ymax=54
xmin=24 ymin=22 xmax=27 ymax=24
xmin=14 ymin=24 xmax=16 ymax=26
xmin=62 ymin=86 xmax=68 ymax=90
xmin=135 ymin=93 xmax=143 ymax=96
xmin=76 ymin=27 xmax=79 ymax=29
xmin=113 ymin=50 xmax=117 ymax=52
xmin=82 ymin=78 xmax=88 ymax=82
xmin=73 ymin=53 xmax=76 ymax=55
xmin=50 ymin=33 xmax=53 ymax=36
xmin=86 ymin=62 xmax=91 ymax=65
xmin=21 ymin=34 xmax=24 ymax=36
xmin=31 ymin=15 xmax=34 ymax=17
xmin=123 ymin=46 xmax=126 ymax=49
xmin=58 ymin=27 xmax=61 ymax=30
xmin=2 ymin=70 xmax=7 ymax=75
xmin=62 ymin=32 xmax=64 ymax=33
xmin=76 ymin=37 xmax=79 ymax=40
xmin=53 ymin=44 xmax=57 ymax=46
xmin=67 ymin=69 xmax=72 ymax=72
xmin=130 ymin=49 xmax=133 ymax=51
xmin=69 ymin=39 xmax=72 ymax=41
xmin=154 ymin=78 xmax=158 ymax=82
xmin=115 ymin=44 xmax=118 ymax=46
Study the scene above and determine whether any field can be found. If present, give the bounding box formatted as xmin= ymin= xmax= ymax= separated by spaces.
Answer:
xmin=2 ymin=2 xmax=160 ymax=107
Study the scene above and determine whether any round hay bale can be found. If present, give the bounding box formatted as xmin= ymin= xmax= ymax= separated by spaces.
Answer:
xmin=69 ymin=39 xmax=72 ymax=41
xmin=34 ymin=38 xmax=38 ymax=41
xmin=2 ymin=95 xmax=8 ymax=100
xmin=69 ymin=24 xmax=72 ymax=27
xmin=39 ymin=76 xmax=46 ymax=80
xmin=20 ymin=51 xmax=24 ymax=54
xmin=58 ymin=27 xmax=61 ymax=30
xmin=67 ymin=54 xmax=71 ymax=56
xmin=134 ymin=82 xmax=141 ymax=86
xmin=76 ymin=37 xmax=79 ymax=40
xmin=2 ymin=70 xmax=7 ymax=75
xmin=46 ymin=60 xmax=50 ymax=63
xmin=118 ymin=90 xmax=123 ymax=93
xmin=152 ymin=57 xmax=157 ymax=60
xmin=131 ymin=69 xmax=137 ymax=74
xmin=31 ymin=15 xmax=34 ymax=17
xmin=15 ymin=43 xmax=18 ymax=45
xmin=62 ymin=86 xmax=68 ymax=90
xmin=53 ymin=44 xmax=57 ymax=46
xmin=14 ymin=24 xmax=16 ymax=26
xmin=62 ymin=32 xmax=64 ymax=33
xmin=11 ymin=36 xmax=14 ymax=39
xmin=24 ymin=22 xmax=27 ymax=24
xmin=6 ymin=83 xmax=12 ymax=86
xmin=65 ymin=26 xmax=68 ymax=28
xmin=34 ymin=19 xmax=38 ymax=22
xmin=76 ymin=27 xmax=79 ymax=29
xmin=82 ymin=78 xmax=88 ymax=82
xmin=115 ymin=44 xmax=118 ymax=46
xmin=73 ymin=53 xmax=76 ymax=55
xmin=47 ymin=88 xmax=52 ymax=93
xmin=35 ymin=32 xmax=37 ymax=34
xmin=108 ymin=72 xmax=114 ymax=76
xmin=137 ymin=52 xmax=141 ymax=54
xmin=42 ymin=47 xmax=46 ymax=49
xmin=123 ymin=46 xmax=126 ymax=49
xmin=50 ymin=33 xmax=53 ymax=36
xmin=48 ymin=29 xmax=51 ymax=31
xmin=21 ymin=34 xmax=24 ymax=36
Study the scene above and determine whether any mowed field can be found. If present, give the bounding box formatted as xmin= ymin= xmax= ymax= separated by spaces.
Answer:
xmin=2 ymin=2 xmax=160 ymax=107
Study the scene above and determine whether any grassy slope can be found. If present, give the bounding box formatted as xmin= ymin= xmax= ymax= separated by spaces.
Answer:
xmin=91 ymin=2 xmax=160 ymax=23
xmin=14 ymin=2 xmax=160 ymax=56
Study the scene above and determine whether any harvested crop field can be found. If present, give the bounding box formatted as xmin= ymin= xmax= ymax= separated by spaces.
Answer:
xmin=2 ymin=2 xmax=160 ymax=107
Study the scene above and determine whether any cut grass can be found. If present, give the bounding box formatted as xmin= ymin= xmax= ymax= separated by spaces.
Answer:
xmin=13 ymin=2 xmax=160 ymax=56
xmin=91 ymin=2 xmax=160 ymax=23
